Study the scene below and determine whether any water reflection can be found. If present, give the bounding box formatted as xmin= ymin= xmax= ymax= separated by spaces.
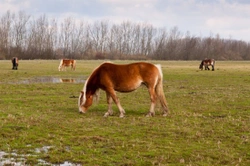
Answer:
xmin=0 ymin=147 xmax=82 ymax=165
xmin=60 ymin=78 xmax=76 ymax=83
xmin=7 ymin=77 xmax=85 ymax=84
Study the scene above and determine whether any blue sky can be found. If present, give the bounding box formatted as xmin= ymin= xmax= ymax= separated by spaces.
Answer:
xmin=1 ymin=0 xmax=250 ymax=41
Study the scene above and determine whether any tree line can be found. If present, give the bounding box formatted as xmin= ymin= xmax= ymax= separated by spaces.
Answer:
xmin=0 ymin=11 xmax=250 ymax=60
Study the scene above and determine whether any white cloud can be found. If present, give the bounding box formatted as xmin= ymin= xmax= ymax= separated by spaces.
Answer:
xmin=99 ymin=0 xmax=157 ymax=5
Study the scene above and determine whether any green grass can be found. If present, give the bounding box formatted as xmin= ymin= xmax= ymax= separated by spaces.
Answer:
xmin=0 ymin=60 xmax=249 ymax=165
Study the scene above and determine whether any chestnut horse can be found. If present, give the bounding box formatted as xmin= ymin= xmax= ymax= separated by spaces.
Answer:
xmin=78 ymin=62 xmax=169 ymax=117
xmin=58 ymin=59 xmax=76 ymax=71
xmin=199 ymin=59 xmax=215 ymax=71
xmin=12 ymin=57 xmax=18 ymax=70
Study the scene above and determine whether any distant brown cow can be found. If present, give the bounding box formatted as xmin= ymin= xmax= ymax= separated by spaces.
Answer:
xmin=58 ymin=59 xmax=76 ymax=71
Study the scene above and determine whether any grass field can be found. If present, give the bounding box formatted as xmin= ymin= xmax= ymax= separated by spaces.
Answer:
xmin=0 ymin=60 xmax=249 ymax=165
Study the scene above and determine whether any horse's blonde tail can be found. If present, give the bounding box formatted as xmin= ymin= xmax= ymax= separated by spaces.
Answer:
xmin=155 ymin=64 xmax=169 ymax=116
xmin=72 ymin=60 xmax=76 ymax=70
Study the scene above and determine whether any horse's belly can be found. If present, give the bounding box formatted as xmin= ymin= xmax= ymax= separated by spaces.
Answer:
xmin=114 ymin=80 xmax=142 ymax=92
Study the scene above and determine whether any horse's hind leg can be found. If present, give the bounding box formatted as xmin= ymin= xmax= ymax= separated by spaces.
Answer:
xmin=146 ymin=87 xmax=157 ymax=117
xmin=104 ymin=93 xmax=114 ymax=117
xmin=212 ymin=65 xmax=214 ymax=71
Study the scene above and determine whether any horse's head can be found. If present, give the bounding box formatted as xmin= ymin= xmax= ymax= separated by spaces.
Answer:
xmin=199 ymin=61 xmax=204 ymax=70
xmin=78 ymin=91 xmax=93 ymax=113
xmin=199 ymin=64 xmax=202 ymax=69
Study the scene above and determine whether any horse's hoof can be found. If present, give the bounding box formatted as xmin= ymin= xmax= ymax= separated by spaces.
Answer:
xmin=119 ymin=114 xmax=125 ymax=118
xmin=146 ymin=112 xmax=154 ymax=117
xmin=163 ymin=113 xmax=168 ymax=117
xmin=104 ymin=112 xmax=109 ymax=117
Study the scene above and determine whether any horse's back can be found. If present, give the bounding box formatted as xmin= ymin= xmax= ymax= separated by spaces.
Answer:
xmin=94 ymin=62 xmax=160 ymax=92
xmin=203 ymin=59 xmax=215 ymax=65
xmin=98 ymin=62 xmax=158 ymax=77
xmin=62 ymin=59 xmax=75 ymax=66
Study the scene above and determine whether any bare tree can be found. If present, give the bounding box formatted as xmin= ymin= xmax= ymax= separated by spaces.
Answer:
xmin=180 ymin=31 xmax=198 ymax=60
xmin=0 ymin=11 xmax=13 ymax=59
xmin=59 ymin=17 xmax=75 ymax=58
xmin=153 ymin=28 xmax=168 ymax=59
xmin=89 ymin=20 xmax=109 ymax=55
xmin=12 ymin=11 xmax=30 ymax=53
xmin=26 ymin=14 xmax=52 ymax=59
xmin=2 ymin=11 xmax=250 ymax=60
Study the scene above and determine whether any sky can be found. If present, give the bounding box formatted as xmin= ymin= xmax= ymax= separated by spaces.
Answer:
xmin=0 ymin=0 xmax=250 ymax=42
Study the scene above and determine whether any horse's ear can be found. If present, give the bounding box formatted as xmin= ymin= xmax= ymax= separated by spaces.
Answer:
xmin=80 ymin=91 xmax=84 ymax=95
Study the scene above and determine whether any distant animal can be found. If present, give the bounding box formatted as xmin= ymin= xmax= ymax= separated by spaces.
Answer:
xmin=199 ymin=59 xmax=215 ymax=71
xmin=11 ymin=57 xmax=19 ymax=70
xmin=58 ymin=59 xmax=76 ymax=71
xmin=78 ymin=62 xmax=169 ymax=117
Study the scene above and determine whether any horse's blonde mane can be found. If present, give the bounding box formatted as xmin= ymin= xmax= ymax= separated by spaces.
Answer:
xmin=82 ymin=62 xmax=111 ymax=104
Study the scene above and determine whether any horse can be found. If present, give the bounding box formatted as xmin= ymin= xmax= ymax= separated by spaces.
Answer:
xmin=78 ymin=62 xmax=169 ymax=118
xmin=58 ymin=59 xmax=76 ymax=71
xmin=199 ymin=59 xmax=215 ymax=71
xmin=11 ymin=57 xmax=19 ymax=70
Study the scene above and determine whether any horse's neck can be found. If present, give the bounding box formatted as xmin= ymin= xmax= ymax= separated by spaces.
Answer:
xmin=87 ymin=78 xmax=98 ymax=95
xmin=87 ymin=86 xmax=98 ymax=96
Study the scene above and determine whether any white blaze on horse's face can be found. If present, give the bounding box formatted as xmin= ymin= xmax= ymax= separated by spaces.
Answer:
xmin=78 ymin=91 xmax=93 ymax=113
xmin=78 ymin=78 xmax=94 ymax=113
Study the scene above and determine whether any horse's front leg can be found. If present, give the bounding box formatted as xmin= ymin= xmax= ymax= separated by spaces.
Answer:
xmin=104 ymin=93 xmax=114 ymax=117
xmin=107 ymin=90 xmax=125 ymax=118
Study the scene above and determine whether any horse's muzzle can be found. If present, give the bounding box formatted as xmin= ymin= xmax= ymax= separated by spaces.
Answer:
xmin=79 ymin=106 xmax=87 ymax=114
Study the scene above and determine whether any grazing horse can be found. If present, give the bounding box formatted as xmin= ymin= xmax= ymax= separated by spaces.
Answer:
xmin=199 ymin=59 xmax=215 ymax=71
xmin=58 ymin=59 xmax=76 ymax=71
xmin=11 ymin=57 xmax=19 ymax=70
xmin=78 ymin=62 xmax=169 ymax=117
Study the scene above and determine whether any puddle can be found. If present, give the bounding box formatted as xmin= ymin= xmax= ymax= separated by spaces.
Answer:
xmin=35 ymin=146 xmax=53 ymax=153
xmin=3 ymin=76 xmax=85 ymax=84
xmin=0 ymin=146 xmax=82 ymax=165
xmin=0 ymin=151 xmax=25 ymax=166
